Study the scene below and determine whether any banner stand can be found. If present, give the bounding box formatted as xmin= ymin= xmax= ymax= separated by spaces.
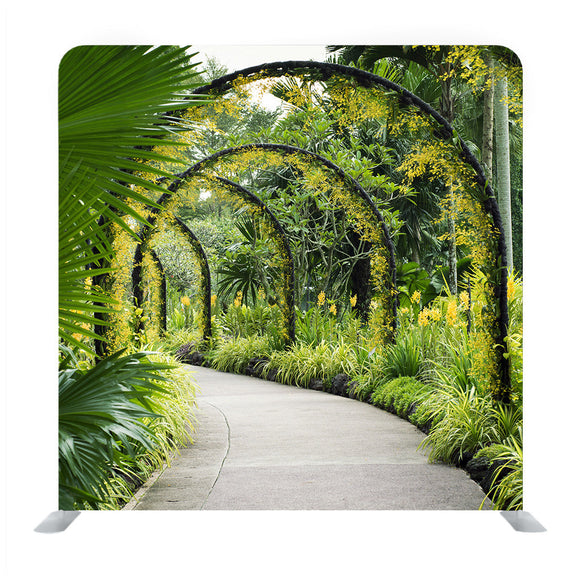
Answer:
xmin=35 ymin=511 xmax=80 ymax=534
xmin=501 ymin=511 xmax=546 ymax=532
xmin=32 ymin=510 xmax=545 ymax=533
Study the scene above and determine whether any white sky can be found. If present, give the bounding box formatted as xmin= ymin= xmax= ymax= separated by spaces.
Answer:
xmin=191 ymin=44 xmax=329 ymax=75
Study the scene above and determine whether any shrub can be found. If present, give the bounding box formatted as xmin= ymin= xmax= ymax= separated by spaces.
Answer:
xmin=218 ymin=301 xmax=283 ymax=338
xmin=156 ymin=328 xmax=203 ymax=355
xmin=478 ymin=437 xmax=523 ymax=511
xmin=474 ymin=444 xmax=508 ymax=462
xmin=371 ymin=377 xmax=427 ymax=420
xmin=350 ymin=344 xmax=387 ymax=401
xmin=418 ymin=384 xmax=496 ymax=465
xmin=490 ymin=403 xmax=523 ymax=446
xmin=263 ymin=338 xmax=356 ymax=389
xmin=383 ymin=331 xmax=427 ymax=381
xmin=59 ymin=349 xmax=196 ymax=510
xmin=207 ymin=334 xmax=273 ymax=375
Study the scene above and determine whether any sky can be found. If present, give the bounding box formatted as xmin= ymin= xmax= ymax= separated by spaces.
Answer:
xmin=192 ymin=44 xmax=329 ymax=74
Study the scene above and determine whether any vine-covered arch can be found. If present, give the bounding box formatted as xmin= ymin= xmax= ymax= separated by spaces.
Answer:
xmin=161 ymin=142 xmax=398 ymax=340
xmin=189 ymin=60 xmax=510 ymax=400
xmin=134 ymin=174 xmax=296 ymax=344
xmin=133 ymin=212 xmax=213 ymax=344
xmin=130 ymin=245 xmax=167 ymax=338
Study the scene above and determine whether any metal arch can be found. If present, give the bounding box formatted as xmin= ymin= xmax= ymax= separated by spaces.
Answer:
xmin=166 ymin=142 xmax=398 ymax=335
xmin=210 ymin=175 xmax=296 ymax=344
xmin=167 ymin=214 xmax=212 ymax=343
xmin=132 ymin=216 xmax=211 ymax=342
xmin=189 ymin=60 xmax=511 ymax=398
xmin=140 ymin=172 xmax=297 ymax=344
xmin=132 ymin=245 xmax=167 ymax=335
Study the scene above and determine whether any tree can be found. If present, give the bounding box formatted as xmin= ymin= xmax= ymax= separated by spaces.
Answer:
xmin=327 ymin=44 xmax=523 ymax=278
xmin=494 ymin=72 xmax=513 ymax=271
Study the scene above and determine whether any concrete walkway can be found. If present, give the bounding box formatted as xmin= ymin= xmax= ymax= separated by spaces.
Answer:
xmin=129 ymin=366 xmax=491 ymax=510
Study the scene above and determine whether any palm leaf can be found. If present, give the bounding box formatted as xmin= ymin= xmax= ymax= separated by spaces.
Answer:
xmin=58 ymin=350 xmax=175 ymax=509
xmin=59 ymin=45 xmax=209 ymax=352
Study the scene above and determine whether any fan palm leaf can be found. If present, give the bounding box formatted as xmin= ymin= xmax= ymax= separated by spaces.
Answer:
xmin=58 ymin=350 xmax=175 ymax=509
xmin=59 ymin=45 xmax=208 ymax=354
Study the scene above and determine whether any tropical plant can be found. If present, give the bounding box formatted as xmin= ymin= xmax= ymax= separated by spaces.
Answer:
xmin=381 ymin=330 xmax=429 ymax=381
xmin=483 ymin=437 xmax=523 ymax=510
xmin=418 ymin=383 xmax=496 ymax=464
xmin=58 ymin=349 xmax=175 ymax=509
xmin=207 ymin=334 xmax=273 ymax=375
xmin=371 ymin=376 xmax=427 ymax=420
xmin=218 ymin=299 xmax=283 ymax=339
xmin=59 ymin=45 xmax=206 ymax=355
xmin=263 ymin=338 xmax=356 ymax=389
xmin=216 ymin=212 xmax=277 ymax=305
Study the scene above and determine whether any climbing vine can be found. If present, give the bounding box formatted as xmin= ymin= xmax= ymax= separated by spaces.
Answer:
xmin=99 ymin=58 xmax=511 ymax=400
xmin=175 ymin=143 xmax=398 ymax=341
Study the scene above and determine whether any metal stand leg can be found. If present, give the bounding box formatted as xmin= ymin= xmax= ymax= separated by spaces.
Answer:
xmin=35 ymin=511 xmax=80 ymax=533
xmin=501 ymin=511 xmax=546 ymax=533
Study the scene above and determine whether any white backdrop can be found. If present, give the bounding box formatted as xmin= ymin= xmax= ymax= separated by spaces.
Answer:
xmin=2 ymin=1 xmax=578 ymax=578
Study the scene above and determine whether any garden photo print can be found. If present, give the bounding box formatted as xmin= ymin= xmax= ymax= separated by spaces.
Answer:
xmin=58 ymin=45 xmax=524 ymax=517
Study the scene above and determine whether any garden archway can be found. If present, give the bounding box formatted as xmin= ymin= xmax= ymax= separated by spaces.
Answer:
xmin=188 ymin=60 xmax=511 ymax=400
xmin=153 ymin=142 xmax=398 ymax=340
xmin=132 ymin=213 xmax=213 ymax=343
xmin=133 ymin=175 xmax=296 ymax=343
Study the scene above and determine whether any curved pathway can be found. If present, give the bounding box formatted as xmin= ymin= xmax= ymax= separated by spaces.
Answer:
xmin=128 ymin=366 xmax=491 ymax=510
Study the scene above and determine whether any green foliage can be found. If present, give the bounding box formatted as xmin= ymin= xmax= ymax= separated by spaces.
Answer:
xmin=59 ymin=349 xmax=175 ymax=509
xmin=474 ymin=443 xmax=508 ymax=462
xmin=155 ymin=328 xmax=203 ymax=355
xmin=418 ymin=384 xmax=496 ymax=464
xmin=295 ymin=305 xmax=337 ymax=344
xmin=396 ymin=262 xmax=430 ymax=308
xmin=218 ymin=301 xmax=283 ymax=340
xmin=153 ymin=230 xmax=201 ymax=294
xmin=383 ymin=331 xmax=426 ymax=380
xmin=505 ymin=272 xmax=523 ymax=403
xmin=484 ymin=438 xmax=523 ymax=510
xmin=432 ymin=338 xmax=480 ymax=394
xmin=490 ymin=404 xmax=523 ymax=446
xmin=371 ymin=377 xmax=427 ymax=419
xmin=263 ymin=338 xmax=356 ymax=389
xmin=59 ymin=45 xmax=205 ymax=354
xmin=216 ymin=212 xmax=278 ymax=305
xmin=207 ymin=334 xmax=273 ymax=375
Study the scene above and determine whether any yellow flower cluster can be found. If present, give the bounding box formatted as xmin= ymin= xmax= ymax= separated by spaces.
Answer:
xmin=417 ymin=305 xmax=442 ymax=327
xmin=446 ymin=300 xmax=458 ymax=326
xmin=317 ymin=291 xmax=326 ymax=307
xmin=507 ymin=277 xmax=515 ymax=301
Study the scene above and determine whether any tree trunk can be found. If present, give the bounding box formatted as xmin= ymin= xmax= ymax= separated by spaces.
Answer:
xmin=494 ymin=74 xmax=513 ymax=271
xmin=482 ymin=55 xmax=495 ymax=183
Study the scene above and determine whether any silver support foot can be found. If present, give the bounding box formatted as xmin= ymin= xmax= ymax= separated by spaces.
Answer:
xmin=501 ymin=511 xmax=546 ymax=533
xmin=35 ymin=511 xmax=80 ymax=533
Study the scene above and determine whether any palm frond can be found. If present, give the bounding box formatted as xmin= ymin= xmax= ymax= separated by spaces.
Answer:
xmin=59 ymin=45 xmax=209 ymax=352
xmin=58 ymin=350 xmax=175 ymax=509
